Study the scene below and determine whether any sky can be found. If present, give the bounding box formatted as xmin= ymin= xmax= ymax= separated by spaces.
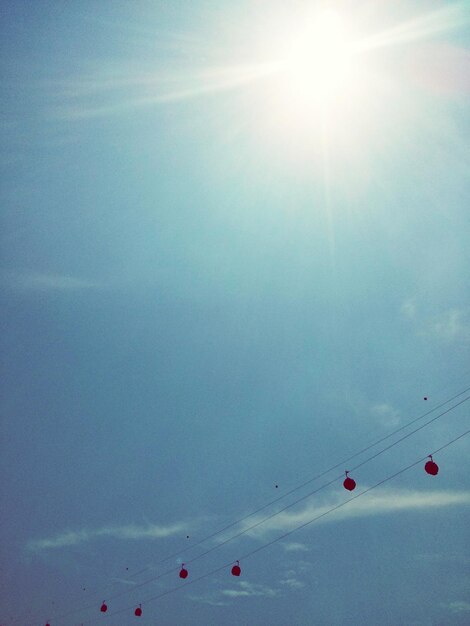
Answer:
xmin=0 ymin=1 xmax=469 ymax=625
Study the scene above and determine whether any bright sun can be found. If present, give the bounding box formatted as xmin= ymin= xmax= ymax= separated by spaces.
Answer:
xmin=285 ymin=10 xmax=355 ymax=101
xmin=260 ymin=8 xmax=367 ymax=129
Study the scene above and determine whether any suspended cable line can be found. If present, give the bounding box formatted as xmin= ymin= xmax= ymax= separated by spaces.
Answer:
xmin=56 ymin=394 xmax=470 ymax=625
xmin=145 ymin=385 xmax=470 ymax=566
xmin=94 ymin=427 xmax=470 ymax=624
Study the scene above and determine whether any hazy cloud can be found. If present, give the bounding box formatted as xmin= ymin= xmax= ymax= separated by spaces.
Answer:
xmin=282 ymin=542 xmax=309 ymax=553
xmin=279 ymin=577 xmax=305 ymax=589
xmin=1 ymin=270 xmax=99 ymax=291
xmin=240 ymin=489 xmax=470 ymax=539
xmin=401 ymin=300 xmax=470 ymax=343
xmin=279 ymin=563 xmax=307 ymax=590
xmin=190 ymin=581 xmax=278 ymax=606
xmin=188 ymin=594 xmax=230 ymax=607
xmin=448 ymin=601 xmax=470 ymax=614
xmin=27 ymin=522 xmax=186 ymax=551
xmin=370 ymin=402 xmax=401 ymax=427
xmin=429 ymin=309 xmax=470 ymax=342
xmin=221 ymin=581 xmax=278 ymax=599
xmin=401 ymin=299 xmax=417 ymax=320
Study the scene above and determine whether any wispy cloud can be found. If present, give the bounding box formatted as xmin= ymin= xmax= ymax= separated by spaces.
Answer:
xmin=239 ymin=489 xmax=470 ymax=539
xmin=221 ymin=581 xmax=278 ymax=599
xmin=401 ymin=299 xmax=417 ymax=320
xmin=188 ymin=594 xmax=230 ymax=607
xmin=27 ymin=522 xmax=186 ymax=552
xmin=370 ymin=403 xmax=401 ymax=427
xmin=282 ymin=542 xmax=309 ymax=553
xmin=189 ymin=580 xmax=278 ymax=606
xmin=0 ymin=270 xmax=99 ymax=291
xmin=279 ymin=577 xmax=305 ymax=590
xmin=447 ymin=601 xmax=470 ymax=614
xmin=279 ymin=565 xmax=307 ymax=590
xmin=429 ymin=309 xmax=470 ymax=342
xmin=401 ymin=300 xmax=470 ymax=343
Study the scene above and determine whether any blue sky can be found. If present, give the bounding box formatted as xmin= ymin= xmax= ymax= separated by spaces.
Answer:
xmin=1 ymin=1 xmax=469 ymax=624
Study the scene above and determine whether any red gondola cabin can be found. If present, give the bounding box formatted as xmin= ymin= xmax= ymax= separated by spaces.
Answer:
xmin=231 ymin=561 xmax=241 ymax=576
xmin=343 ymin=470 xmax=356 ymax=491
xmin=425 ymin=455 xmax=439 ymax=475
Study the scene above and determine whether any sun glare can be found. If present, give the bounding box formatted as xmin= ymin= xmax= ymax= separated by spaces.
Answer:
xmin=284 ymin=10 xmax=358 ymax=106
xmin=247 ymin=6 xmax=372 ymax=142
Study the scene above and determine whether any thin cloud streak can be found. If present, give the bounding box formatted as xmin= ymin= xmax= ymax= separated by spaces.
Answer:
xmin=282 ymin=542 xmax=309 ymax=553
xmin=280 ymin=577 xmax=305 ymax=589
xmin=188 ymin=594 xmax=230 ymax=607
xmin=448 ymin=601 xmax=470 ymax=614
xmin=240 ymin=489 xmax=470 ymax=539
xmin=0 ymin=270 xmax=99 ymax=291
xmin=221 ymin=581 xmax=278 ymax=598
xmin=189 ymin=581 xmax=278 ymax=607
xmin=27 ymin=522 xmax=186 ymax=551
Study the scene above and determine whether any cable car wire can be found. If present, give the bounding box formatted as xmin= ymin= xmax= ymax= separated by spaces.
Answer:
xmin=41 ymin=388 xmax=470 ymax=624
xmin=59 ymin=394 xmax=470 ymax=624
xmin=95 ymin=427 xmax=470 ymax=624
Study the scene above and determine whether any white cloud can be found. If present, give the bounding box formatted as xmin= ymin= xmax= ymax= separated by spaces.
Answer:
xmin=429 ymin=309 xmax=470 ymax=342
xmin=401 ymin=300 xmax=470 ymax=343
xmin=0 ymin=270 xmax=99 ymax=291
xmin=27 ymin=522 xmax=186 ymax=551
xmin=221 ymin=581 xmax=278 ymax=599
xmin=240 ymin=488 xmax=470 ymax=539
xmin=192 ymin=570 xmax=307 ymax=606
xmin=370 ymin=403 xmax=401 ymax=427
xmin=282 ymin=542 xmax=309 ymax=553
xmin=448 ymin=601 xmax=470 ymax=614
xmin=188 ymin=594 xmax=230 ymax=607
xmin=401 ymin=299 xmax=417 ymax=320
xmin=279 ymin=577 xmax=305 ymax=589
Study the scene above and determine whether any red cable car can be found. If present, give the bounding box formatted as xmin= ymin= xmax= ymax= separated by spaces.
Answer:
xmin=179 ymin=564 xmax=188 ymax=579
xmin=100 ymin=601 xmax=108 ymax=613
xmin=343 ymin=470 xmax=356 ymax=491
xmin=231 ymin=560 xmax=241 ymax=576
xmin=135 ymin=604 xmax=142 ymax=617
xmin=425 ymin=455 xmax=439 ymax=476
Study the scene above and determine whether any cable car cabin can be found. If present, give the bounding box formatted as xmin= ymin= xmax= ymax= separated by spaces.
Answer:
xmin=343 ymin=470 xmax=356 ymax=491
xmin=100 ymin=602 xmax=108 ymax=612
xmin=231 ymin=561 xmax=241 ymax=576
xmin=425 ymin=455 xmax=439 ymax=475
xmin=179 ymin=565 xmax=188 ymax=579
xmin=135 ymin=605 xmax=142 ymax=617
